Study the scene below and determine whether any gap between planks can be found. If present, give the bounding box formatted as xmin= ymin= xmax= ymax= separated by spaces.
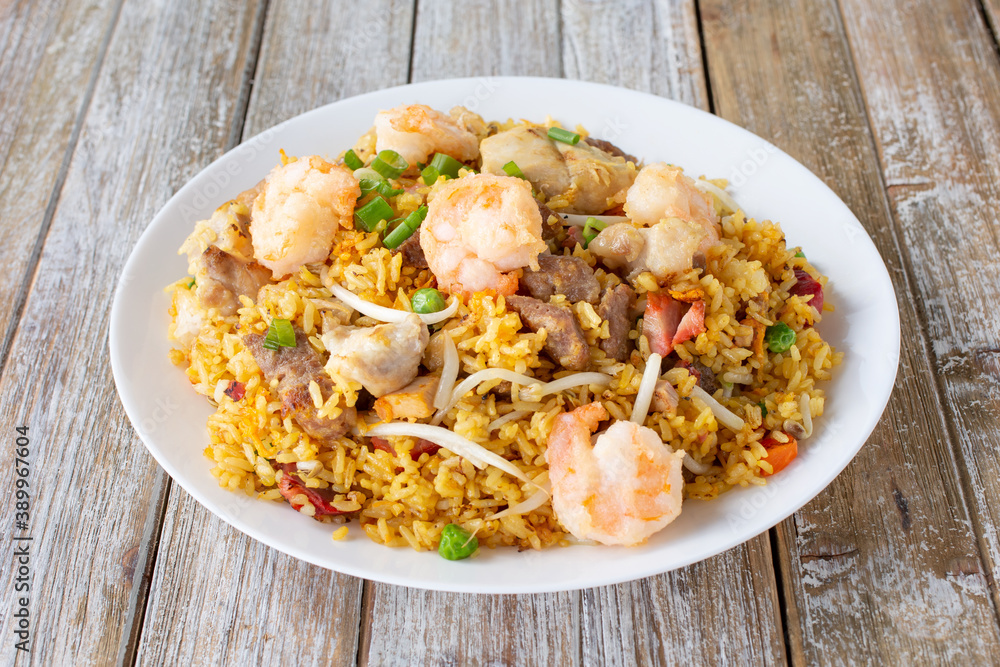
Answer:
xmin=0 ymin=0 xmax=125 ymax=381
xmin=117 ymin=0 xmax=274 ymax=663
xmin=831 ymin=0 xmax=1000 ymax=616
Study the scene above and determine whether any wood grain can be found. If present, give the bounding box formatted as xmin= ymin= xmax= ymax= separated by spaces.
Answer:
xmin=0 ymin=0 xmax=120 ymax=367
xmin=701 ymin=0 xmax=1000 ymax=662
xmin=357 ymin=4 xmax=583 ymax=664
xmin=133 ymin=1 xmax=414 ymax=665
xmin=409 ymin=0 xmax=562 ymax=80
xmin=839 ymin=0 xmax=1000 ymax=616
xmin=0 ymin=0 xmax=265 ymax=664
xmin=560 ymin=1 xmax=787 ymax=664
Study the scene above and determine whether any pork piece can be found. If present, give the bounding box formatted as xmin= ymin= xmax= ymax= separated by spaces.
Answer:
xmin=392 ymin=233 xmax=428 ymax=269
xmin=521 ymin=254 xmax=600 ymax=304
xmin=373 ymin=375 xmax=439 ymax=421
xmin=675 ymin=359 xmax=720 ymax=395
xmin=277 ymin=463 xmax=353 ymax=516
xmin=582 ymin=137 xmax=637 ymax=164
xmin=553 ymin=140 xmax=636 ymax=214
xmin=651 ymin=379 xmax=679 ymax=414
xmin=479 ymin=126 xmax=635 ymax=214
xmin=198 ymin=246 xmax=272 ymax=316
xmin=369 ymin=437 xmax=442 ymax=460
xmin=590 ymin=219 xmax=711 ymax=282
xmin=321 ymin=314 xmax=429 ymax=397
xmin=597 ymin=284 xmax=636 ymax=362
xmin=243 ymin=330 xmax=356 ymax=441
xmin=506 ymin=295 xmax=590 ymax=371
xmin=480 ymin=126 xmax=571 ymax=199
xmin=643 ymin=292 xmax=686 ymax=356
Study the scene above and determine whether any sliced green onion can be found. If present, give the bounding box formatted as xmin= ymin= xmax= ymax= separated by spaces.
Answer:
xmin=582 ymin=217 xmax=608 ymax=248
xmin=382 ymin=206 xmax=428 ymax=249
xmin=344 ymin=149 xmax=364 ymax=170
xmin=360 ymin=178 xmax=402 ymax=198
xmin=438 ymin=523 xmax=478 ymax=560
xmin=429 ymin=153 xmax=463 ymax=179
xmin=371 ymin=150 xmax=408 ymax=179
xmin=184 ymin=277 xmax=196 ymax=289
xmin=502 ymin=160 xmax=526 ymax=179
xmin=354 ymin=196 xmax=395 ymax=232
xmin=759 ymin=401 xmax=768 ymax=418
xmin=383 ymin=221 xmax=416 ymax=249
xmin=794 ymin=250 xmax=805 ymax=258
xmin=764 ymin=322 xmax=797 ymax=354
xmin=421 ymin=164 xmax=440 ymax=186
xmin=411 ymin=287 xmax=446 ymax=314
xmin=402 ymin=205 xmax=428 ymax=231
xmin=547 ymin=126 xmax=580 ymax=145
xmin=263 ymin=318 xmax=296 ymax=351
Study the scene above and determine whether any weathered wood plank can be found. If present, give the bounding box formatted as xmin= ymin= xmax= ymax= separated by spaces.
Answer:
xmin=134 ymin=1 xmax=414 ymax=665
xmin=839 ymin=0 xmax=1000 ymax=618
xmin=561 ymin=2 xmax=786 ymax=664
xmin=701 ymin=0 xmax=1000 ymax=662
xmin=0 ymin=0 xmax=266 ymax=664
xmin=359 ymin=3 xmax=582 ymax=666
xmin=409 ymin=0 xmax=562 ymax=80
xmin=0 ymin=0 xmax=119 ymax=365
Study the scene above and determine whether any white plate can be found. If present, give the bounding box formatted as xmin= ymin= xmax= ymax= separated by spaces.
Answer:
xmin=110 ymin=77 xmax=900 ymax=593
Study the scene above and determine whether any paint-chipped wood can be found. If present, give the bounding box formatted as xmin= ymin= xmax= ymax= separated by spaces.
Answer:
xmin=409 ymin=0 xmax=562 ymax=80
xmin=581 ymin=541 xmax=785 ymax=665
xmin=357 ymin=4 xmax=582 ymax=664
xmin=561 ymin=1 xmax=786 ymax=664
xmin=133 ymin=1 xmax=413 ymax=665
xmin=0 ymin=0 xmax=265 ymax=664
xmin=561 ymin=0 xmax=707 ymax=109
xmin=134 ymin=493 xmax=363 ymax=666
xmin=362 ymin=588 xmax=580 ymax=666
xmin=0 ymin=0 xmax=120 ymax=366
xmin=839 ymin=0 xmax=1000 ymax=617
xmin=701 ymin=0 xmax=1000 ymax=662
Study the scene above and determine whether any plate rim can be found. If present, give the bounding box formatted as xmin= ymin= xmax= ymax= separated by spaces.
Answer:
xmin=110 ymin=75 xmax=901 ymax=593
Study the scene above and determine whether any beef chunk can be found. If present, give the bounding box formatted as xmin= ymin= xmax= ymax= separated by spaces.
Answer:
xmin=393 ymin=233 xmax=428 ymax=269
xmin=537 ymin=200 xmax=561 ymax=241
xmin=243 ymin=329 xmax=355 ymax=441
xmin=597 ymin=284 xmax=636 ymax=362
xmin=675 ymin=359 xmax=720 ymax=395
xmin=506 ymin=295 xmax=590 ymax=370
xmin=198 ymin=246 xmax=271 ymax=316
xmin=521 ymin=255 xmax=601 ymax=304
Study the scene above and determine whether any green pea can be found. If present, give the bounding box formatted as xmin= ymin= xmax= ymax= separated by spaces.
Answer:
xmin=438 ymin=523 xmax=478 ymax=560
xmin=794 ymin=250 xmax=805 ymax=258
xmin=764 ymin=322 xmax=797 ymax=353
xmin=411 ymin=288 xmax=446 ymax=314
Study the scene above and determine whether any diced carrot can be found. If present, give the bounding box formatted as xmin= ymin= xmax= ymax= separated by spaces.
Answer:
xmin=760 ymin=436 xmax=798 ymax=476
xmin=742 ymin=317 xmax=767 ymax=360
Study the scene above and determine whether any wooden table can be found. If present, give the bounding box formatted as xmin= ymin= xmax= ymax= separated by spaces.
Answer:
xmin=3 ymin=0 xmax=1000 ymax=663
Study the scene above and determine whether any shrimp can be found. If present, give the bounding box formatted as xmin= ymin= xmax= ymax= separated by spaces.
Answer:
xmin=419 ymin=173 xmax=547 ymax=295
xmin=546 ymin=402 xmax=685 ymax=546
xmin=251 ymin=156 xmax=360 ymax=278
xmin=625 ymin=163 xmax=719 ymax=238
xmin=374 ymin=104 xmax=480 ymax=167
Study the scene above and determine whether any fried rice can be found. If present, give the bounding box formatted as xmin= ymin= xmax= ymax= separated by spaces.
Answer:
xmin=166 ymin=109 xmax=842 ymax=553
